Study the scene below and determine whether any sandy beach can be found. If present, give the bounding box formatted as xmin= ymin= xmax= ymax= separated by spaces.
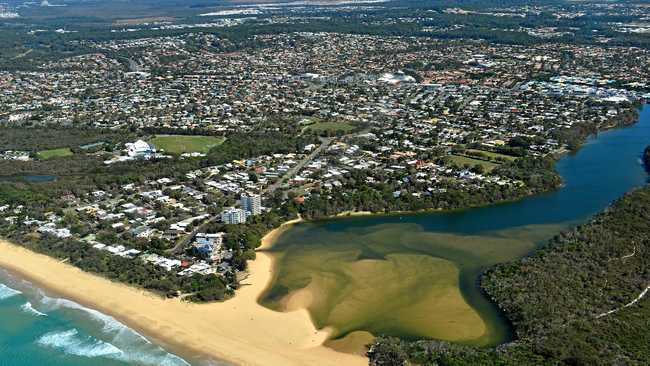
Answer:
xmin=0 ymin=218 xmax=367 ymax=366
xmin=336 ymin=210 xmax=374 ymax=217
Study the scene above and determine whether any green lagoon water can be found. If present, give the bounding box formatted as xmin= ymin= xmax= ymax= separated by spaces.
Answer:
xmin=260 ymin=105 xmax=650 ymax=350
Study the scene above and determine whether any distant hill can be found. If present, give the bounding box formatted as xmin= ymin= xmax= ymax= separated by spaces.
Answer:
xmin=7 ymin=0 xmax=392 ymax=20
xmin=6 ymin=0 xmax=568 ymax=21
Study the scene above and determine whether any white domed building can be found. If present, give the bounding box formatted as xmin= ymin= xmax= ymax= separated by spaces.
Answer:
xmin=126 ymin=140 xmax=156 ymax=159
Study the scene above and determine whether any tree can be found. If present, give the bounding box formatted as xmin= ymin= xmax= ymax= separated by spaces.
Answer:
xmin=472 ymin=164 xmax=485 ymax=174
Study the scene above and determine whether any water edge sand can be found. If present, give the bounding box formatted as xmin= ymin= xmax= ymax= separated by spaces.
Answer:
xmin=0 ymin=218 xmax=366 ymax=366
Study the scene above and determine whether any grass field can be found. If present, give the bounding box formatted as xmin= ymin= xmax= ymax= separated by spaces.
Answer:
xmin=149 ymin=135 xmax=225 ymax=155
xmin=302 ymin=121 xmax=357 ymax=134
xmin=449 ymin=155 xmax=499 ymax=172
xmin=36 ymin=148 xmax=74 ymax=160
xmin=465 ymin=149 xmax=517 ymax=162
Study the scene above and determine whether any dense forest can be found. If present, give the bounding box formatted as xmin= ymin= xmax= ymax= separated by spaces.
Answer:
xmin=0 ymin=127 xmax=135 ymax=152
xmin=369 ymin=185 xmax=650 ymax=366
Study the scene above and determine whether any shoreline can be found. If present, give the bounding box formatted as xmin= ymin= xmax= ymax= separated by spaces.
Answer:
xmin=258 ymin=217 xmax=303 ymax=251
xmin=0 ymin=222 xmax=366 ymax=366
xmin=322 ymin=111 xmax=644 ymax=223
xmin=321 ymin=190 xmax=553 ymax=222
xmin=0 ymin=111 xmax=642 ymax=366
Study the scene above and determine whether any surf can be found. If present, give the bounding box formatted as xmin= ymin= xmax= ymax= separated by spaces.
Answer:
xmin=20 ymin=301 xmax=47 ymax=317
xmin=0 ymin=283 xmax=21 ymax=300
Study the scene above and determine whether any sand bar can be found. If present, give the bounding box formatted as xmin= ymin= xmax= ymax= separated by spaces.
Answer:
xmin=0 ymin=218 xmax=366 ymax=366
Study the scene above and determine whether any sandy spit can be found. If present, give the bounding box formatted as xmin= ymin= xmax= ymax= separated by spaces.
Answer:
xmin=335 ymin=211 xmax=375 ymax=217
xmin=0 ymin=219 xmax=366 ymax=366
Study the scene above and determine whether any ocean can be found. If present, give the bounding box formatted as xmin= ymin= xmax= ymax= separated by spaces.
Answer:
xmin=0 ymin=269 xmax=194 ymax=366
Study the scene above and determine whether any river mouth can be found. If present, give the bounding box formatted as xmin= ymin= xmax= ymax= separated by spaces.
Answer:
xmin=258 ymin=105 xmax=650 ymax=354
xmin=260 ymin=222 xmax=568 ymax=352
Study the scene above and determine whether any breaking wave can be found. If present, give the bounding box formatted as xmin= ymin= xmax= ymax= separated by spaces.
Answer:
xmin=37 ymin=329 xmax=124 ymax=358
xmin=21 ymin=301 xmax=47 ymax=316
xmin=37 ymin=327 xmax=190 ymax=365
xmin=0 ymin=283 xmax=21 ymax=300
xmin=40 ymin=296 xmax=137 ymax=334
xmin=37 ymin=295 xmax=190 ymax=366
xmin=1 ymin=271 xmax=190 ymax=366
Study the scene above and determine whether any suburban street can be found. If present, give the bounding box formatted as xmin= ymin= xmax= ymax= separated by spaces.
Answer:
xmin=263 ymin=136 xmax=333 ymax=194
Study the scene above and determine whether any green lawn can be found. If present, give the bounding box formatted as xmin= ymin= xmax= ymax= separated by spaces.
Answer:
xmin=449 ymin=155 xmax=499 ymax=172
xmin=465 ymin=149 xmax=517 ymax=162
xmin=303 ymin=121 xmax=357 ymax=134
xmin=149 ymin=135 xmax=226 ymax=155
xmin=37 ymin=148 xmax=74 ymax=160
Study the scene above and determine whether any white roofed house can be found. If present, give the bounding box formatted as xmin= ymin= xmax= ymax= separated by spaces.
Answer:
xmin=37 ymin=223 xmax=72 ymax=239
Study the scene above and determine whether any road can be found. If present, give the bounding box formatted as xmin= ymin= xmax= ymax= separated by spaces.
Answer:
xmin=167 ymin=215 xmax=219 ymax=255
xmin=264 ymin=136 xmax=332 ymax=195
xmin=168 ymin=136 xmax=331 ymax=254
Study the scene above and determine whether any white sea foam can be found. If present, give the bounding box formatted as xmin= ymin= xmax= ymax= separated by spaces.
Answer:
xmin=36 ymin=328 xmax=190 ymax=365
xmin=0 ymin=283 xmax=22 ymax=300
xmin=37 ymin=329 xmax=124 ymax=358
xmin=1 ymin=271 xmax=190 ymax=365
xmin=37 ymin=295 xmax=191 ymax=366
xmin=40 ymin=296 xmax=131 ymax=333
xmin=20 ymin=301 xmax=47 ymax=316
xmin=120 ymin=351 xmax=193 ymax=366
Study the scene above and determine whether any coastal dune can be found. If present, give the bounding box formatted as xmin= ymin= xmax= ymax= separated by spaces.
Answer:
xmin=0 ymin=220 xmax=366 ymax=366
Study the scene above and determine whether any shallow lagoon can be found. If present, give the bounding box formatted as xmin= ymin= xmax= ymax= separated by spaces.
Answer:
xmin=260 ymin=105 xmax=650 ymax=352
xmin=0 ymin=175 xmax=57 ymax=183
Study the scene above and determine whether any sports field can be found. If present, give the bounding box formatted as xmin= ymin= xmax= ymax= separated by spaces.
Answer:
xmin=449 ymin=155 xmax=499 ymax=172
xmin=36 ymin=148 xmax=74 ymax=160
xmin=149 ymin=135 xmax=225 ymax=154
